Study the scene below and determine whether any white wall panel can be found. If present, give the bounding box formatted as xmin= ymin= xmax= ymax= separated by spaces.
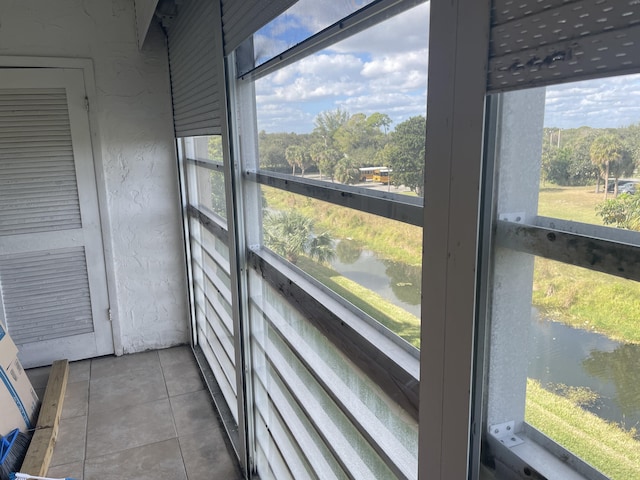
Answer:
xmin=0 ymin=0 xmax=189 ymax=354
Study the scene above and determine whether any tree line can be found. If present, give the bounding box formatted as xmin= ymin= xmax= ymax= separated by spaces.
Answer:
xmin=259 ymin=108 xmax=426 ymax=196
xmin=543 ymin=125 xmax=640 ymax=196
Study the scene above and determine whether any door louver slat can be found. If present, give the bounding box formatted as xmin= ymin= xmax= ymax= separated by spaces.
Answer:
xmin=0 ymin=247 xmax=94 ymax=345
xmin=0 ymin=88 xmax=81 ymax=236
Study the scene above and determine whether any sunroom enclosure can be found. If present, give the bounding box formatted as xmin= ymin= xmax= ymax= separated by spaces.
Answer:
xmin=175 ymin=0 xmax=640 ymax=478
xmin=1 ymin=0 xmax=640 ymax=479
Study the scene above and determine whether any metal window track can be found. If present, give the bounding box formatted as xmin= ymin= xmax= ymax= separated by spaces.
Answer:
xmin=186 ymin=157 xmax=225 ymax=171
xmin=237 ymin=0 xmax=427 ymax=81
xmin=188 ymin=204 xmax=229 ymax=243
xmin=251 ymin=169 xmax=423 ymax=226
xmin=496 ymin=219 xmax=640 ymax=282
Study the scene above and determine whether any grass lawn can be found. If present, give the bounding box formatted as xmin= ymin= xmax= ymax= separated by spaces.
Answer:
xmin=538 ymin=184 xmax=603 ymax=224
xmin=296 ymin=257 xmax=421 ymax=348
xmin=264 ymin=186 xmax=423 ymax=265
xmin=526 ymin=379 xmax=640 ymax=480
xmin=536 ymin=184 xmax=640 ymax=343
xmin=534 ymin=257 xmax=640 ymax=343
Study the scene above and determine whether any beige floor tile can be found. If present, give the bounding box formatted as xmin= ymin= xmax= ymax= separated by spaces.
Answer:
xmin=50 ymin=415 xmax=87 ymax=467
xmin=41 ymin=349 xmax=238 ymax=480
xmin=68 ymin=359 xmax=91 ymax=384
xmin=90 ymin=351 xmax=160 ymax=380
xmin=158 ymin=345 xmax=193 ymax=367
xmin=179 ymin=428 xmax=242 ymax=479
xmin=89 ymin=365 xmax=167 ymax=414
xmin=170 ymin=390 xmax=219 ymax=437
xmin=62 ymin=380 xmax=89 ymax=419
xmin=48 ymin=461 xmax=84 ymax=480
xmin=86 ymin=398 xmax=176 ymax=459
xmin=84 ymin=438 xmax=187 ymax=480
xmin=162 ymin=359 xmax=204 ymax=397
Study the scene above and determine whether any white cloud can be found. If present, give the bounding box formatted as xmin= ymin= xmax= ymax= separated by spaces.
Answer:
xmin=254 ymin=3 xmax=430 ymax=133
xmin=362 ymin=49 xmax=429 ymax=92
xmin=331 ymin=3 xmax=430 ymax=56
xmin=256 ymin=53 xmax=366 ymax=104
xmin=341 ymin=91 xmax=427 ymax=124
xmin=544 ymin=74 xmax=640 ymax=128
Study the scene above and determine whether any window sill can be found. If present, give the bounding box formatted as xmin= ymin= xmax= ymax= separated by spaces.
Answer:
xmin=486 ymin=425 xmax=608 ymax=480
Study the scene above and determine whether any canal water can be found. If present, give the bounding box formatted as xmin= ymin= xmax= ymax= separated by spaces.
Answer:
xmin=329 ymin=241 xmax=640 ymax=437
xmin=330 ymin=240 xmax=421 ymax=318
xmin=529 ymin=315 xmax=640 ymax=438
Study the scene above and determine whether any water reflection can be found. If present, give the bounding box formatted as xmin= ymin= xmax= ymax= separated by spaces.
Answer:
xmin=330 ymin=240 xmax=421 ymax=317
xmin=384 ymin=260 xmax=422 ymax=305
xmin=335 ymin=239 xmax=362 ymax=264
xmin=529 ymin=314 xmax=640 ymax=437
xmin=584 ymin=345 xmax=640 ymax=428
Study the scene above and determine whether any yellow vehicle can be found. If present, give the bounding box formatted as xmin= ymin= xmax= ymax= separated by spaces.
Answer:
xmin=358 ymin=166 xmax=379 ymax=182
xmin=358 ymin=166 xmax=392 ymax=184
xmin=372 ymin=167 xmax=391 ymax=184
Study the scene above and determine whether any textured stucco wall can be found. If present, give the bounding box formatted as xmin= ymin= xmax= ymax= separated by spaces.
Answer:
xmin=0 ymin=0 xmax=189 ymax=353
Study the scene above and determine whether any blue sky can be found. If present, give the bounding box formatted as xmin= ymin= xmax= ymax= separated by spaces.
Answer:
xmin=544 ymin=74 xmax=640 ymax=129
xmin=255 ymin=1 xmax=429 ymax=133
xmin=254 ymin=1 xmax=640 ymax=134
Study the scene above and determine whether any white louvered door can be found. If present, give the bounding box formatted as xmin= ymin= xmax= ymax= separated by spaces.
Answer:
xmin=0 ymin=68 xmax=113 ymax=367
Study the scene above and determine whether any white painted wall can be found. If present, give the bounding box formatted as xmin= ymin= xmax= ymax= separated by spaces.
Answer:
xmin=134 ymin=0 xmax=159 ymax=49
xmin=0 ymin=0 xmax=189 ymax=354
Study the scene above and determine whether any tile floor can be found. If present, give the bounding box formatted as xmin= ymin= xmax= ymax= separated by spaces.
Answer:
xmin=26 ymin=346 xmax=243 ymax=480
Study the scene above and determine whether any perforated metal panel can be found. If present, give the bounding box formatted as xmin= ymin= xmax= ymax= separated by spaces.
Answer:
xmin=0 ymin=88 xmax=82 ymax=236
xmin=0 ymin=247 xmax=94 ymax=345
xmin=488 ymin=0 xmax=640 ymax=92
xmin=221 ymin=0 xmax=297 ymax=55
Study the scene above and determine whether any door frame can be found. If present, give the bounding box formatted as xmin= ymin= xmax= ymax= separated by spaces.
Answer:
xmin=0 ymin=56 xmax=122 ymax=356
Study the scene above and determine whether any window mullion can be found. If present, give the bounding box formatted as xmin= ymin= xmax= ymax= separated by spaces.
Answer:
xmin=496 ymin=220 xmax=640 ymax=282
xmin=419 ymin=0 xmax=492 ymax=477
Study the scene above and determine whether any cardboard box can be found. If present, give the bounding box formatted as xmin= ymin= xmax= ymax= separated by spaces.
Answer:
xmin=0 ymin=324 xmax=39 ymax=436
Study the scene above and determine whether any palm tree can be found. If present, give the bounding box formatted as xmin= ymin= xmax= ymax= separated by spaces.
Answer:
xmin=308 ymin=232 xmax=335 ymax=264
xmin=263 ymin=210 xmax=335 ymax=265
xmin=285 ymin=144 xmax=312 ymax=177
xmin=310 ymin=144 xmax=341 ymax=182
xmin=285 ymin=145 xmax=303 ymax=176
xmin=590 ymin=134 xmax=623 ymax=199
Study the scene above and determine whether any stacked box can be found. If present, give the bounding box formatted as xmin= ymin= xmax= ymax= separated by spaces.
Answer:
xmin=0 ymin=324 xmax=39 ymax=436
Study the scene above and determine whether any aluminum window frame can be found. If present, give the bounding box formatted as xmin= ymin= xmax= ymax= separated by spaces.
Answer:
xmin=480 ymin=85 xmax=640 ymax=480
xmin=227 ymin=1 xmax=429 ymax=477
xmin=231 ymin=0 xmax=424 ymax=375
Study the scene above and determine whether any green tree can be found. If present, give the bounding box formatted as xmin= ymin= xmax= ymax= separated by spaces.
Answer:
xmin=541 ymin=145 xmax=573 ymax=185
xmin=313 ymin=108 xmax=350 ymax=147
xmin=366 ymin=112 xmax=392 ymax=134
xmin=596 ymin=194 xmax=640 ymax=230
xmin=334 ymin=113 xmax=386 ymax=165
xmin=590 ymin=134 xmax=623 ymax=199
xmin=285 ymin=144 xmax=313 ymax=177
xmin=310 ymin=142 xmax=341 ymax=181
xmin=263 ymin=210 xmax=335 ymax=265
xmin=209 ymin=172 xmax=226 ymax=218
xmin=334 ymin=157 xmax=361 ymax=184
xmin=259 ymin=131 xmax=299 ymax=171
xmin=619 ymin=123 xmax=640 ymax=169
xmin=208 ymin=136 xmax=223 ymax=162
xmin=384 ymin=116 xmax=426 ymax=196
